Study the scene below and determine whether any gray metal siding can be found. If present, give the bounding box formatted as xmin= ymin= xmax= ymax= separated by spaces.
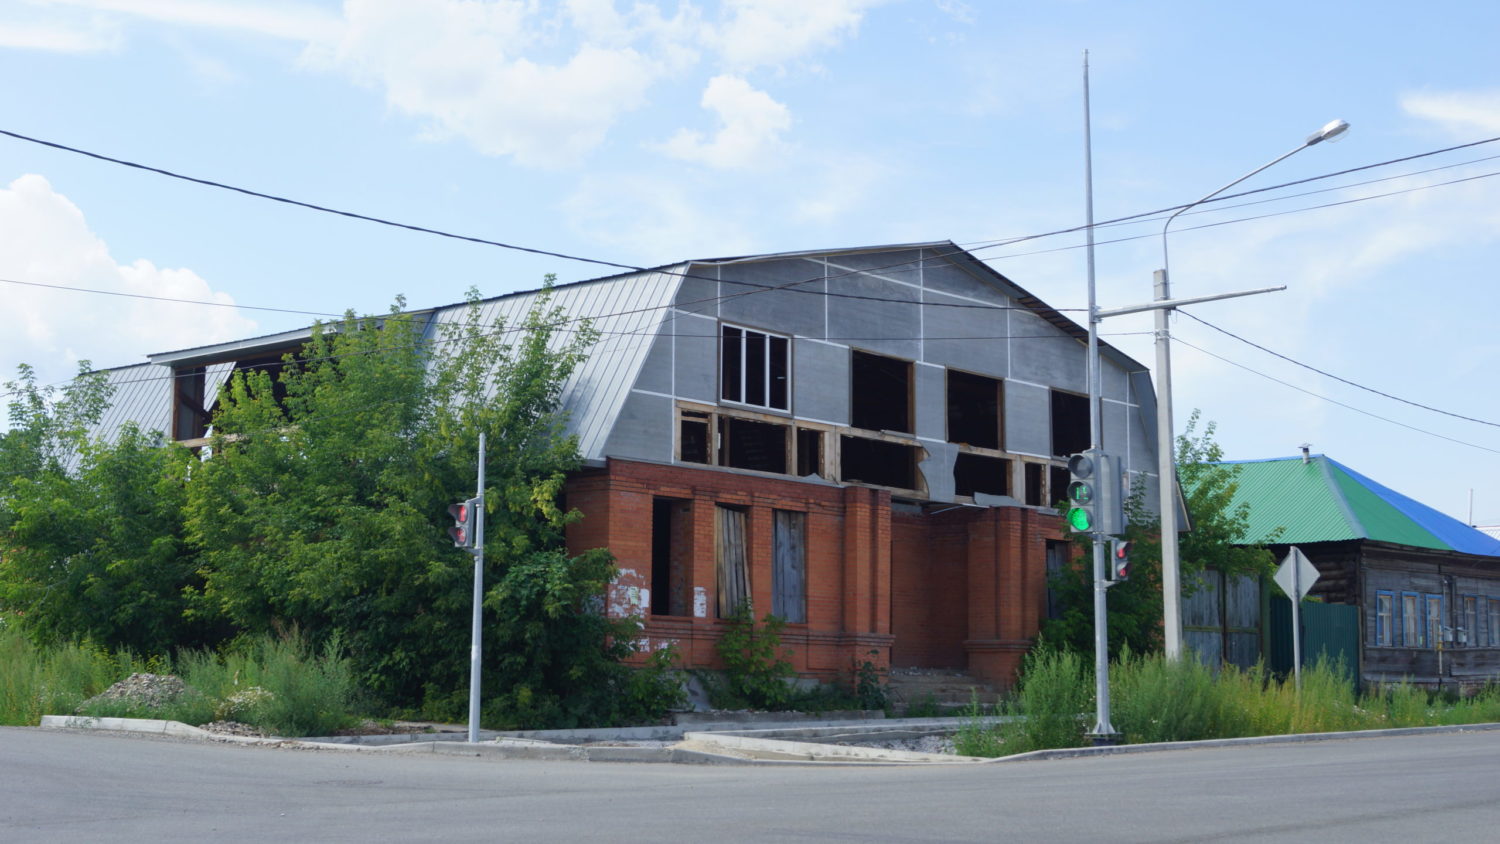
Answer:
xmin=1003 ymin=380 xmax=1050 ymax=457
xmin=791 ymin=339 xmax=848 ymax=424
xmin=1006 ymin=310 xmax=1087 ymax=392
xmin=602 ymin=390 xmax=673 ymax=463
xmin=914 ymin=364 xmax=945 ymax=442
xmin=716 ymin=258 xmax=828 ymax=339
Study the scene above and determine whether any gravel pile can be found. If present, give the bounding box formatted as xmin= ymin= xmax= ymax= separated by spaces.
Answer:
xmin=859 ymin=734 xmax=956 ymax=754
xmin=82 ymin=673 xmax=192 ymax=710
xmin=201 ymin=721 xmax=273 ymax=738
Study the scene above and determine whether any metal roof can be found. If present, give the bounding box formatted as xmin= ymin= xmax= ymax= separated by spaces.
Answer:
xmin=1206 ymin=455 xmax=1500 ymax=557
xmin=420 ymin=268 xmax=684 ymax=461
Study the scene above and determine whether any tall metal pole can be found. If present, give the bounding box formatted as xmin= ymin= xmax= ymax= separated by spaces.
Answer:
xmin=1083 ymin=51 xmax=1117 ymax=741
xmin=467 ymin=432 xmax=486 ymax=743
xmin=1154 ymin=269 xmax=1182 ymax=659
xmin=1155 ymin=120 xmax=1348 ymax=661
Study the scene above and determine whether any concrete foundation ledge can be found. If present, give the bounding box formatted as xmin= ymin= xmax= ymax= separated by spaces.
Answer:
xmin=40 ymin=715 xmax=211 ymax=738
xmin=680 ymin=731 xmax=980 ymax=764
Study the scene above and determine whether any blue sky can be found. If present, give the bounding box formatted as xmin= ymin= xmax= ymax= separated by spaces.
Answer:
xmin=1 ymin=0 xmax=1497 ymax=524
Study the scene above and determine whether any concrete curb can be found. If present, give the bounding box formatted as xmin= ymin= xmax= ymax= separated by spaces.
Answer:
xmin=39 ymin=713 xmax=1500 ymax=766
xmin=982 ymin=721 xmax=1500 ymax=763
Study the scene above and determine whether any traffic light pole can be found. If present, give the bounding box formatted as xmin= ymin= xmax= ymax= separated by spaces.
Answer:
xmin=1082 ymin=55 xmax=1118 ymax=743
xmin=467 ymin=433 xmax=486 ymax=744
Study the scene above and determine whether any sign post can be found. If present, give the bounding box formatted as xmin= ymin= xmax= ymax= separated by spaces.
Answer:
xmin=1273 ymin=546 xmax=1320 ymax=691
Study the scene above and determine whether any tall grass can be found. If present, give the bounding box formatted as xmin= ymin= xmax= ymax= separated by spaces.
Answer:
xmin=954 ymin=646 xmax=1091 ymax=756
xmin=1 ymin=627 xmax=360 ymax=736
xmin=954 ymin=648 xmax=1500 ymax=758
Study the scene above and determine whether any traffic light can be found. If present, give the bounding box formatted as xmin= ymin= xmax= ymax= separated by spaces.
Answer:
xmin=1109 ymin=539 xmax=1133 ymax=582
xmin=1097 ymin=452 xmax=1125 ymax=538
xmin=1064 ymin=450 xmax=1099 ymax=534
xmin=448 ymin=497 xmax=479 ymax=549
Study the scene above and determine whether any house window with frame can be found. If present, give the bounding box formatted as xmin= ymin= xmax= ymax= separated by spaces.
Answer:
xmin=1424 ymin=593 xmax=1443 ymax=649
xmin=1401 ymin=592 xmax=1421 ymax=647
xmin=1489 ymin=598 xmax=1500 ymax=647
xmin=1463 ymin=595 xmax=1479 ymax=647
xmin=721 ymin=325 xmax=790 ymax=411
xmin=1375 ymin=590 xmax=1394 ymax=646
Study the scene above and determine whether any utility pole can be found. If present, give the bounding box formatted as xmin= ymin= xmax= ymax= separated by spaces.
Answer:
xmin=467 ymin=433 xmax=486 ymax=743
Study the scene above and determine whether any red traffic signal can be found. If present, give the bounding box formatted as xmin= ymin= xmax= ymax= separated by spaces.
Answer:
xmin=1109 ymin=539 xmax=1133 ymax=582
xmin=448 ymin=499 xmax=478 ymax=549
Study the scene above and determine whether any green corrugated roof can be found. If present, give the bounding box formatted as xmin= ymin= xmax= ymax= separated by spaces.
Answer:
xmin=1220 ymin=456 xmax=1361 ymax=544
xmin=1200 ymin=455 xmax=1500 ymax=557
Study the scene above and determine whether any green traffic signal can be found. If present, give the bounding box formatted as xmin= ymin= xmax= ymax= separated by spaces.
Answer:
xmin=1066 ymin=506 xmax=1094 ymax=532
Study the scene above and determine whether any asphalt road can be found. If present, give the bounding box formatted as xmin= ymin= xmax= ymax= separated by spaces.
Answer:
xmin=4 ymin=727 xmax=1499 ymax=842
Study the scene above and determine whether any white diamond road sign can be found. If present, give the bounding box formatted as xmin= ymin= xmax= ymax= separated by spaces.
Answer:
xmin=1274 ymin=546 xmax=1320 ymax=602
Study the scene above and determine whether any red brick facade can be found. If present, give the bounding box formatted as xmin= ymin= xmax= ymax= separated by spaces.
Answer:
xmin=566 ymin=458 xmax=1065 ymax=689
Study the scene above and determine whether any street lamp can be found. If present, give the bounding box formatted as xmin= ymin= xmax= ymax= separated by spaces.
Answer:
xmin=1156 ymin=119 xmax=1349 ymax=661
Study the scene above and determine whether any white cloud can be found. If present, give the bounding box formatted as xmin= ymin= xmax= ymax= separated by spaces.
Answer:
xmin=711 ymin=0 xmax=882 ymax=70
xmin=0 ymin=14 xmax=120 ymax=51
xmin=302 ymin=0 xmax=676 ymax=168
xmin=1401 ymin=89 xmax=1500 ymax=136
xmin=562 ymin=172 xmax=757 ymax=261
xmin=0 ymin=174 xmax=256 ymax=384
xmin=34 ymin=0 xmax=340 ymax=42
xmin=662 ymin=75 xmax=791 ymax=169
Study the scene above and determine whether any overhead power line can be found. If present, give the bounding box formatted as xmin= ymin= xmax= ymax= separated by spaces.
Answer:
xmin=1173 ymin=338 xmax=1500 ymax=456
xmin=1180 ymin=312 xmax=1500 ymax=430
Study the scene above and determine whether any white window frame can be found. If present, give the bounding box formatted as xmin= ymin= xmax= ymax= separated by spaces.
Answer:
xmin=720 ymin=323 xmax=791 ymax=412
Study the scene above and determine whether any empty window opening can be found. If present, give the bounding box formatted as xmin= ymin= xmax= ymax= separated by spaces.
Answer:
xmin=851 ymin=351 xmax=912 ymax=433
xmin=947 ymin=371 xmax=1001 ymax=449
xmin=840 ymin=436 xmax=919 ymax=490
xmin=796 ymin=428 xmax=824 ymax=477
xmin=1045 ymin=540 xmax=1071 ymax=621
xmin=1024 ymin=462 xmax=1044 ymax=506
xmin=1050 ymin=390 xmax=1089 ymax=457
xmin=954 ymin=453 xmax=1010 ymax=498
xmin=651 ymin=499 xmax=691 ymax=616
xmin=772 ymin=510 xmax=807 ymax=623
xmin=680 ymin=411 xmax=710 ymax=464
xmin=718 ymin=416 xmax=788 ymax=474
xmin=173 ymin=366 xmax=209 ymax=441
xmin=716 ymin=505 xmax=749 ymax=618
xmin=1049 ymin=466 xmax=1070 ymax=509
xmin=721 ymin=325 xmax=790 ymax=411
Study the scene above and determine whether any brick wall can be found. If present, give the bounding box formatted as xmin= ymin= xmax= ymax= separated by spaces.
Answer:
xmin=566 ymin=458 xmax=1061 ymax=688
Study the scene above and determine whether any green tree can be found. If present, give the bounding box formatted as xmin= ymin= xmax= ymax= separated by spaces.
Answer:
xmin=1040 ymin=411 xmax=1276 ymax=658
xmin=186 ymin=283 xmax=678 ymax=725
xmin=0 ymin=366 xmax=208 ymax=653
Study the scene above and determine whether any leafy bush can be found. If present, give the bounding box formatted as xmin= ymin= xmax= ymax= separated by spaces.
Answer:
xmin=707 ymin=603 xmax=795 ymax=710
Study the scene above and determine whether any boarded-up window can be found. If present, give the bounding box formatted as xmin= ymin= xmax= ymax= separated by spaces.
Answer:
xmin=716 ymin=506 xmax=749 ymax=618
xmin=772 ymin=511 xmax=807 ymax=623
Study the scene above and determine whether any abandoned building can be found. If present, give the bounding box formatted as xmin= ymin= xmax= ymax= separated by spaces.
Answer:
xmin=90 ymin=242 xmax=1160 ymax=689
